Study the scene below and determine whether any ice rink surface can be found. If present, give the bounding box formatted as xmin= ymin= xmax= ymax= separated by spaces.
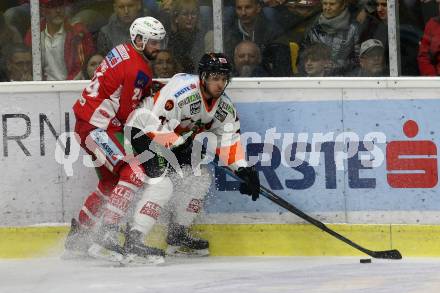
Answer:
xmin=2 ymin=256 xmax=440 ymax=293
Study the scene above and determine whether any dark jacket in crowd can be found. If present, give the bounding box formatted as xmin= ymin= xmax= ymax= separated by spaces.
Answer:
xmin=167 ymin=29 xmax=206 ymax=74
xmin=98 ymin=13 xmax=140 ymax=55
xmin=224 ymin=13 xmax=283 ymax=62
xmin=302 ymin=8 xmax=360 ymax=75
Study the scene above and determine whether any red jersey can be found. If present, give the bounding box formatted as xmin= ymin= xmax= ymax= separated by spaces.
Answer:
xmin=73 ymin=43 xmax=153 ymax=131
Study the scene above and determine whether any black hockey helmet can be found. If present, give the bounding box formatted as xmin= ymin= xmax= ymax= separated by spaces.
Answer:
xmin=198 ymin=52 xmax=232 ymax=81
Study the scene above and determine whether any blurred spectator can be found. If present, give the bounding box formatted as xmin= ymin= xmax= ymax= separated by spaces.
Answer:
xmin=166 ymin=0 xmax=206 ymax=73
xmin=24 ymin=0 xmax=95 ymax=80
xmin=359 ymin=0 xmax=388 ymax=44
xmin=260 ymin=0 xmax=288 ymax=27
xmin=3 ymin=0 xmax=30 ymax=38
xmin=299 ymin=43 xmax=331 ymax=76
xmin=356 ymin=0 xmax=388 ymax=74
xmin=233 ymin=40 xmax=269 ymax=77
xmin=302 ymin=0 xmax=360 ymax=75
xmin=3 ymin=44 xmax=33 ymax=81
xmin=418 ymin=0 xmax=440 ymax=75
xmin=224 ymin=0 xmax=283 ymax=62
xmin=153 ymin=49 xmax=181 ymax=78
xmin=350 ymin=39 xmax=386 ymax=76
xmin=97 ymin=0 xmax=143 ymax=54
xmin=0 ymin=11 xmax=22 ymax=46
xmin=70 ymin=0 xmax=113 ymax=44
xmin=262 ymin=42 xmax=293 ymax=76
xmin=75 ymin=52 xmax=104 ymax=80
xmin=376 ymin=0 xmax=387 ymax=23
xmin=278 ymin=0 xmax=322 ymax=45
xmin=399 ymin=0 xmax=424 ymax=75
xmin=143 ymin=0 xmax=159 ymax=16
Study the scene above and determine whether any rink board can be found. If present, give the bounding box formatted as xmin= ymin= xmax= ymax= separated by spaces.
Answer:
xmin=1 ymin=224 xmax=440 ymax=258
xmin=1 ymin=78 xmax=440 ymax=257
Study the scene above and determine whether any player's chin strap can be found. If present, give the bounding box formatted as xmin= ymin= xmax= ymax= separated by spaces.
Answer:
xmin=213 ymin=161 xmax=402 ymax=260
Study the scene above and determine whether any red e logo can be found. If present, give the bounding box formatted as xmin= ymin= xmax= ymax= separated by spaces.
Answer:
xmin=386 ymin=120 xmax=438 ymax=188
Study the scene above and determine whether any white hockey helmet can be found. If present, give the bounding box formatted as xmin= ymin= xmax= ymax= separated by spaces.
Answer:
xmin=130 ymin=17 xmax=166 ymax=51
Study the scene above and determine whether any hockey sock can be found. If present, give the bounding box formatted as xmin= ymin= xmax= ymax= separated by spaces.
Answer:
xmin=102 ymin=164 xmax=145 ymax=225
xmin=131 ymin=176 xmax=174 ymax=235
xmin=78 ymin=190 xmax=105 ymax=228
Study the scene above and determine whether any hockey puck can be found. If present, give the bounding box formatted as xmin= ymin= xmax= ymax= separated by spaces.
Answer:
xmin=360 ymin=258 xmax=372 ymax=263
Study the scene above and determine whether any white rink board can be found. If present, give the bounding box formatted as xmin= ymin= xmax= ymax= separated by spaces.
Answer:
xmin=1 ymin=78 xmax=440 ymax=226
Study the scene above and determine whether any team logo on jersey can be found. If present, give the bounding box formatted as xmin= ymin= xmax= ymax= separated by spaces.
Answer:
xmin=116 ymin=45 xmax=130 ymax=60
xmin=190 ymin=101 xmax=201 ymax=115
xmin=174 ymin=84 xmax=196 ymax=98
xmin=105 ymin=48 xmax=123 ymax=68
xmin=214 ymin=108 xmax=227 ymax=122
xmin=165 ymin=100 xmax=174 ymax=111
xmin=178 ymin=93 xmax=201 ymax=108
xmin=89 ymin=129 xmax=124 ymax=166
xmin=134 ymin=71 xmax=150 ymax=90
xmin=219 ymin=101 xmax=235 ymax=117
xmin=99 ymin=109 xmax=111 ymax=119
xmin=111 ymin=118 xmax=121 ymax=127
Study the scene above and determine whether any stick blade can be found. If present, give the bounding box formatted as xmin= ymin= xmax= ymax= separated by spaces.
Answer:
xmin=371 ymin=249 xmax=402 ymax=260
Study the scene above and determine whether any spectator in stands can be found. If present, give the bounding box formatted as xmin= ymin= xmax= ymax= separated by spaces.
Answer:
xmin=358 ymin=0 xmax=388 ymax=46
xmin=97 ymin=0 xmax=143 ymax=54
xmin=399 ymin=0 xmax=425 ymax=75
xmin=224 ymin=0 xmax=283 ymax=62
xmin=75 ymin=52 xmax=104 ymax=80
xmin=376 ymin=0 xmax=387 ymax=23
xmin=0 ymin=12 xmax=22 ymax=47
xmin=153 ymin=49 xmax=181 ymax=78
xmin=4 ymin=44 xmax=32 ymax=81
xmin=262 ymin=42 xmax=293 ymax=76
xmin=356 ymin=0 xmax=388 ymax=74
xmin=350 ymin=39 xmax=386 ymax=76
xmin=277 ymin=0 xmax=322 ymax=45
xmin=3 ymin=0 xmax=30 ymax=38
xmin=302 ymin=0 xmax=360 ymax=75
xmin=299 ymin=43 xmax=332 ymax=76
xmin=165 ymin=0 xmax=206 ymax=73
xmin=233 ymin=40 xmax=269 ymax=77
xmin=24 ymin=0 xmax=95 ymax=81
xmin=417 ymin=0 xmax=440 ymax=75
xmin=69 ymin=0 xmax=113 ymax=45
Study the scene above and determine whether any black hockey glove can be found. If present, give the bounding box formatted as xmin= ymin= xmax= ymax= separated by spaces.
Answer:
xmin=172 ymin=137 xmax=193 ymax=166
xmin=235 ymin=166 xmax=260 ymax=201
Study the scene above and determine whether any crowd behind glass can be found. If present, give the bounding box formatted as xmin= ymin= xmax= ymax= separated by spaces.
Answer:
xmin=0 ymin=0 xmax=439 ymax=82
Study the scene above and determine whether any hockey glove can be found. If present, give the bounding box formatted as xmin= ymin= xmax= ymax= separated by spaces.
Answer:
xmin=236 ymin=166 xmax=260 ymax=201
xmin=172 ymin=137 xmax=193 ymax=166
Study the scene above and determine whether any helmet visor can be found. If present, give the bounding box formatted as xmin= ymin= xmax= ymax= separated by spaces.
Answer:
xmin=146 ymin=37 xmax=168 ymax=51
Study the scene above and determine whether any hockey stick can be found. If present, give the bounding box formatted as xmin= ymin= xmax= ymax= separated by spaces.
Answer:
xmin=216 ymin=164 xmax=402 ymax=260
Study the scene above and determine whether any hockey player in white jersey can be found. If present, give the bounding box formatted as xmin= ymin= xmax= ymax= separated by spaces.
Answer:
xmin=123 ymin=52 xmax=260 ymax=259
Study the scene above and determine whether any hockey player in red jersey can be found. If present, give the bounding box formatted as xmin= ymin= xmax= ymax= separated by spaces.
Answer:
xmin=123 ymin=53 xmax=261 ymax=259
xmin=65 ymin=16 xmax=167 ymax=260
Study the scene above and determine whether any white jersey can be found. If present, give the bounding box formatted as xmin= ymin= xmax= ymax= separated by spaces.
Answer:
xmin=126 ymin=73 xmax=247 ymax=170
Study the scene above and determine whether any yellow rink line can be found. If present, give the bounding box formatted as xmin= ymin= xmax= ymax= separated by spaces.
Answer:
xmin=0 ymin=224 xmax=439 ymax=258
